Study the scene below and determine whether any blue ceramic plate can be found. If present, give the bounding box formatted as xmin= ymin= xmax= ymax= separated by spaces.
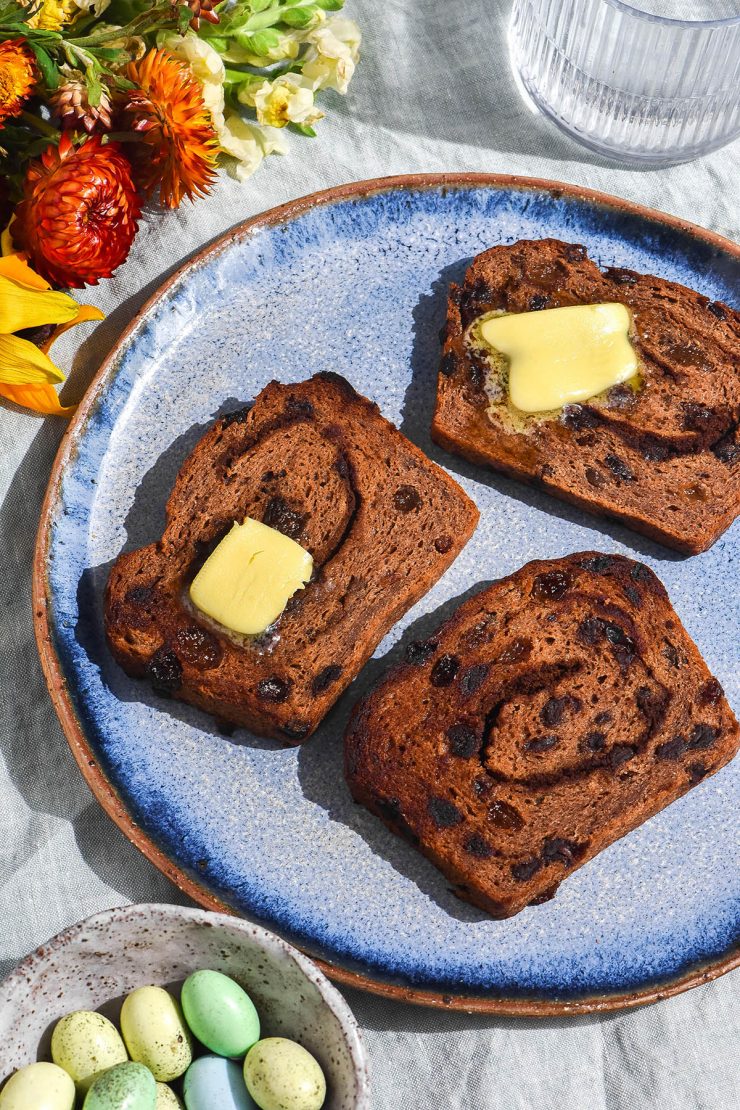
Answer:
xmin=35 ymin=175 xmax=739 ymax=1013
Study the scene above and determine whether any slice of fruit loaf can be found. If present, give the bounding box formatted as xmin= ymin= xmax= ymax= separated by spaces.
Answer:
xmin=105 ymin=373 xmax=478 ymax=742
xmin=432 ymin=239 xmax=739 ymax=554
xmin=344 ymin=553 xmax=739 ymax=917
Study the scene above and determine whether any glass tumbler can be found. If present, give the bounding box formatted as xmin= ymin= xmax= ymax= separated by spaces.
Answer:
xmin=509 ymin=0 xmax=740 ymax=164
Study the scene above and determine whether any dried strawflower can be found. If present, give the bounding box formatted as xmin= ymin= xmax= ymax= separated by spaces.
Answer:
xmin=51 ymin=77 xmax=112 ymax=132
xmin=0 ymin=38 xmax=36 ymax=126
xmin=13 ymin=132 xmax=141 ymax=287
xmin=122 ymin=48 xmax=219 ymax=208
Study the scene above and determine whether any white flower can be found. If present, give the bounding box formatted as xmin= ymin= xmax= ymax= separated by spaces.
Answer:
xmin=301 ymin=17 xmax=361 ymax=95
xmin=71 ymin=0 xmax=110 ymax=13
xmin=159 ymin=32 xmax=226 ymax=128
xmin=219 ymin=115 xmax=286 ymax=182
xmin=239 ymin=74 xmax=323 ymax=129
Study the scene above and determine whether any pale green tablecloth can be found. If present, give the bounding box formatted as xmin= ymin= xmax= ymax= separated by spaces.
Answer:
xmin=1 ymin=1 xmax=738 ymax=1105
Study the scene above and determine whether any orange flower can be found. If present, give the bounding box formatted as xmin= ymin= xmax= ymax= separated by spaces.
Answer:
xmin=0 ymin=38 xmax=36 ymax=126
xmin=13 ymin=132 xmax=141 ymax=288
xmin=123 ymin=48 xmax=219 ymax=209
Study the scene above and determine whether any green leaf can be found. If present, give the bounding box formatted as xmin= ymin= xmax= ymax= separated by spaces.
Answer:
xmin=289 ymin=122 xmax=316 ymax=136
xmin=280 ymin=5 xmax=316 ymax=28
xmin=177 ymin=3 xmax=193 ymax=31
xmin=27 ymin=42 xmax=60 ymax=90
xmin=250 ymin=0 xmax=275 ymax=10
xmin=92 ymin=46 xmax=127 ymax=61
xmin=243 ymin=7 xmax=282 ymax=30
xmin=198 ymin=31 xmax=230 ymax=51
xmin=86 ymin=69 xmax=103 ymax=108
xmin=234 ymin=27 xmax=281 ymax=54
xmin=315 ymin=0 xmax=344 ymax=8
xmin=111 ymin=74 xmax=136 ymax=91
xmin=0 ymin=1 xmax=29 ymax=23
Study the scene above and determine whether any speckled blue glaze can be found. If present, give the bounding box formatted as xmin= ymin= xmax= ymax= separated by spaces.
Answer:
xmin=46 ymin=182 xmax=739 ymax=1001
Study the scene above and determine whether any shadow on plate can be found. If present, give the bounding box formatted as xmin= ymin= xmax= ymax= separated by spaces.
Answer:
xmin=295 ymin=581 xmax=497 ymax=925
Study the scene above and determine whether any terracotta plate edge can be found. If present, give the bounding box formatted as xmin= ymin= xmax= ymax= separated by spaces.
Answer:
xmin=32 ymin=171 xmax=740 ymax=1016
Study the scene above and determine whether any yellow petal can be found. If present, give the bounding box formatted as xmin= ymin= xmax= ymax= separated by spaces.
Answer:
xmin=0 ymin=274 xmax=81 ymax=333
xmin=0 ymin=252 xmax=51 ymax=290
xmin=0 ymin=380 xmax=76 ymax=416
xmin=0 ymin=333 xmax=66 ymax=384
xmin=1 ymin=224 xmax=17 ymax=259
xmin=41 ymin=304 xmax=105 ymax=353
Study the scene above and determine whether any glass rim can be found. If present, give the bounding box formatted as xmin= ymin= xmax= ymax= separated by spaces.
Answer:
xmin=605 ymin=0 xmax=740 ymax=28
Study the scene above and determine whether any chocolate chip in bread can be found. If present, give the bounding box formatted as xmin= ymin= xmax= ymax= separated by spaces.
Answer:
xmin=105 ymin=372 xmax=479 ymax=742
xmin=344 ymin=553 xmax=739 ymax=917
xmin=432 ymin=239 xmax=739 ymax=554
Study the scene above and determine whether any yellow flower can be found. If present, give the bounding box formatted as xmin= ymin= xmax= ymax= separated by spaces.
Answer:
xmin=239 ymin=74 xmax=322 ymax=129
xmin=0 ymin=252 xmax=103 ymax=416
xmin=26 ymin=0 xmax=78 ymax=31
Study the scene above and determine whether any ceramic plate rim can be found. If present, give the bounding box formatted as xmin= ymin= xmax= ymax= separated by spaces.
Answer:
xmin=33 ymin=172 xmax=740 ymax=1015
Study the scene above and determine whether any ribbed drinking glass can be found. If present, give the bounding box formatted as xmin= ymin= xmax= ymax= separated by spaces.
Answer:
xmin=509 ymin=0 xmax=740 ymax=164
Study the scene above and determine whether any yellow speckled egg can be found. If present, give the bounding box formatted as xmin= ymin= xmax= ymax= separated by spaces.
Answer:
xmin=155 ymin=1084 xmax=183 ymax=1109
xmin=120 ymin=986 xmax=192 ymax=1082
xmin=51 ymin=1010 xmax=128 ymax=1092
xmin=0 ymin=1062 xmax=75 ymax=1110
xmin=244 ymin=1039 xmax=326 ymax=1110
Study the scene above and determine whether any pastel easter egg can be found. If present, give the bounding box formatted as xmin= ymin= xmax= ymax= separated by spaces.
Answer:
xmin=0 ymin=1062 xmax=75 ymax=1110
xmin=83 ymin=1062 xmax=156 ymax=1110
xmin=51 ymin=1010 xmax=128 ymax=1092
xmin=155 ymin=1084 xmax=183 ymax=1109
xmin=244 ymin=1039 xmax=326 ymax=1110
xmin=181 ymin=970 xmax=260 ymax=1057
xmin=120 ymin=987 xmax=192 ymax=1082
xmin=183 ymin=1056 xmax=257 ymax=1110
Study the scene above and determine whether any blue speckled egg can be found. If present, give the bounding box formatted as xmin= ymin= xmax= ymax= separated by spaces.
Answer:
xmin=183 ymin=1056 xmax=257 ymax=1110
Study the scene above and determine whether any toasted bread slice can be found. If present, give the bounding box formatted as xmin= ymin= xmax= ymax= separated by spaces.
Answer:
xmin=432 ymin=239 xmax=739 ymax=554
xmin=105 ymin=373 xmax=479 ymax=742
xmin=345 ymin=553 xmax=739 ymax=917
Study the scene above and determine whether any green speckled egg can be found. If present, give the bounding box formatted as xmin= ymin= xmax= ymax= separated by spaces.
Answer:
xmin=0 ymin=1062 xmax=75 ymax=1110
xmin=244 ymin=1039 xmax=326 ymax=1110
xmin=181 ymin=970 xmax=260 ymax=1057
xmin=155 ymin=1083 xmax=183 ymax=1109
xmin=83 ymin=1062 xmax=156 ymax=1110
xmin=120 ymin=987 xmax=192 ymax=1082
xmin=51 ymin=1010 xmax=128 ymax=1092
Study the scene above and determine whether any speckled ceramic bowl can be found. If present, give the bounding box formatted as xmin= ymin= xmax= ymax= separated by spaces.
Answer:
xmin=0 ymin=903 xmax=370 ymax=1106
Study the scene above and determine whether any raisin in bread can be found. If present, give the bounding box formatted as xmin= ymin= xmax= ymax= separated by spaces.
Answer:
xmin=105 ymin=373 xmax=479 ymax=742
xmin=432 ymin=239 xmax=739 ymax=554
xmin=344 ymin=553 xmax=739 ymax=917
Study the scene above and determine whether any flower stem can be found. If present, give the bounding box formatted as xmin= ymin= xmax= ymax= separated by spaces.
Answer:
xmin=20 ymin=112 xmax=60 ymax=139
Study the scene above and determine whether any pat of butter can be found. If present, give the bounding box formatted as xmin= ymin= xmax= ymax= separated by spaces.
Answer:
xmin=479 ymin=303 xmax=638 ymax=414
xmin=189 ymin=517 xmax=313 ymax=636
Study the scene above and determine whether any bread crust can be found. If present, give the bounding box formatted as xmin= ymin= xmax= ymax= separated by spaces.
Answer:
xmin=432 ymin=239 xmax=740 ymax=554
xmin=105 ymin=373 xmax=479 ymax=742
xmin=344 ymin=553 xmax=739 ymax=917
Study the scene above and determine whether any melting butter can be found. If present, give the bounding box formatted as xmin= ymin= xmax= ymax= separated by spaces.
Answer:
xmin=189 ymin=517 xmax=312 ymax=636
xmin=478 ymin=303 xmax=638 ymax=414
